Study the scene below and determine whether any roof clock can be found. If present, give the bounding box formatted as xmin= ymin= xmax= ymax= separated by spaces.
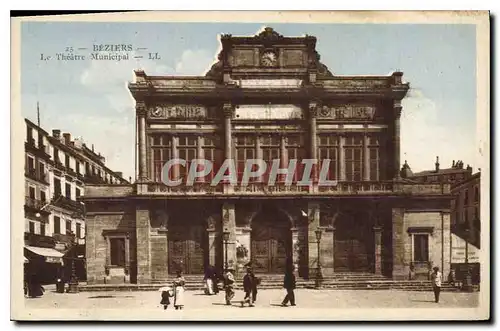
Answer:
xmin=261 ymin=50 xmax=278 ymax=67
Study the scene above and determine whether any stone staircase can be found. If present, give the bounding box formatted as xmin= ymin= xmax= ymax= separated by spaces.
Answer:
xmin=79 ymin=272 xmax=476 ymax=292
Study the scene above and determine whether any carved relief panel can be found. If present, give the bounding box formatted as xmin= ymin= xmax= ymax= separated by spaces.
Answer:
xmin=147 ymin=104 xmax=217 ymax=120
xmin=316 ymin=104 xmax=377 ymax=121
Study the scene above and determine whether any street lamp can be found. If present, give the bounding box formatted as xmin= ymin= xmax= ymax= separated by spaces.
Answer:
xmin=67 ymin=233 xmax=79 ymax=293
xmin=463 ymin=227 xmax=473 ymax=292
xmin=223 ymin=230 xmax=230 ymax=272
xmin=315 ymin=228 xmax=323 ymax=289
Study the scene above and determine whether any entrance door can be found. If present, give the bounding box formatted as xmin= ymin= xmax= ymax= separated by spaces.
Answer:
xmin=334 ymin=214 xmax=372 ymax=272
xmin=251 ymin=209 xmax=291 ymax=274
xmin=168 ymin=225 xmax=206 ymax=274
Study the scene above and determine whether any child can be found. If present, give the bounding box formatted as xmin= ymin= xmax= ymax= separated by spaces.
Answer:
xmin=159 ymin=286 xmax=173 ymax=310
xmin=224 ymin=268 xmax=235 ymax=305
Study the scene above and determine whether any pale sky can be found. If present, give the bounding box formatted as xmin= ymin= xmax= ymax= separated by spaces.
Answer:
xmin=21 ymin=22 xmax=478 ymax=180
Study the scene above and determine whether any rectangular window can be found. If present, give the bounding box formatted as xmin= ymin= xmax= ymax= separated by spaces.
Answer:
xmin=29 ymin=186 xmax=35 ymax=199
xmin=27 ymin=127 xmax=33 ymax=143
xmin=318 ymin=135 xmax=338 ymax=181
xmin=369 ymin=135 xmax=380 ymax=181
xmin=202 ymin=136 xmax=222 ymax=181
xmin=29 ymin=222 xmax=35 ymax=234
xmin=54 ymin=177 xmax=61 ymax=197
xmin=464 ymin=190 xmax=469 ymax=206
xmin=66 ymin=220 xmax=72 ymax=234
xmin=474 ymin=186 xmax=479 ymax=203
xmin=76 ymin=188 xmax=81 ymax=198
xmin=65 ymin=154 xmax=70 ymax=169
xmin=287 ymin=135 xmax=306 ymax=182
xmin=65 ymin=183 xmax=71 ymax=199
xmin=345 ymin=148 xmax=362 ymax=181
xmin=151 ymin=135 xmax=173 ymax=182
xmin=40 ymin=190 xmax=46 ymax=203
xmin=110 ymin=238 xmax=126 ymax=266
xmin=39 ymin=162 xmax=45 ymax=181
xmin=54 ymin=216 xmax=61 ymax=234
xmin=76 ymin=162 xmax=80 ymax=174
xmin=413 ymin=234 xmax=429 ymax=262
xmin=54 ymin=147 xmax=60 ymax=163
xmin=76 ymin=223 xmax=81 ymax=239
xmin=178 ymin=135 xmax=198 ymax=182
xmin=40 ymin=223 xmax=46 ymax=236
xmin=27 ymin=156 xmax=35 ymax=173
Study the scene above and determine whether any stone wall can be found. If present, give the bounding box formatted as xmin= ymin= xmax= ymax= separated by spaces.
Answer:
xmin=85 ymin=202 xmax=135 ymax=284
xmin=401 ymin=211 xmax=451 ymax=280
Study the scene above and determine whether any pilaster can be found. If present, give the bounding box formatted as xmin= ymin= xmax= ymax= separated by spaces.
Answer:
xmin=136 ymin=207 xmax=151 ymax=283
xmin=393 ymin=100 xmax=402 ymax=179
xmin=222 ymin=202 xmax=237 ymax=270
xmin=309 ymin=102 xmax=319 ymax=182
xmin=392 ymin=208 xmax=405 ymax=279
xmin=364 ymin=134 xmax=370 ymax=181
xmin=137 ymin=101 xmax=148 ymax=181
xmin=374 ymin=226 xmax=382 ymax=275
xmin=339 ymin=135 xmax=346 ymax=181
xmin=307 ymin=201 xmax=321 ymax=277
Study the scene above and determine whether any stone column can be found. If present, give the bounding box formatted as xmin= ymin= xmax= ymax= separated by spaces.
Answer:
xmin=171 ymin=135 xmax=180 ymax=181
xmin=291 ymin=227 xmax=299 ymax=271
xmin=339 ymin=135 xmax=346 ymax=181
xmin=124 ymin=235 xmax=131 ymax=282
xmin=307 ymin=202 xmax=321 ymax=277
xmin=280 ymin=135 xmax=288 ymax=183
xmin=137 ymin=101 xmax=148 ymax=181
xmin=393 ymin=100 xmax=402 ymax=179
xmin=207 ymin=219 xmax=217 ymax=267
xmin=223 ymin=104 xmax=234 ymax=189
xmin=309 ymin=102 xmax=319 ymax=182
xmin=222 ymin=202 xmax=236 ymax=270
xmin=136 ymin=207 xmax=151 ymax=283
xmin=364 ymin=134 xmax=370 ymax=181
xmin=255 ymin=134 xmax=263 ymax=183
xmin=331 ymin=227 xmax=336 ymax=274
xmin=392 ymin=208 xmax=405 ymax=279
xmin=374 ymin=226 xmax=382 ymax=275
xmin=197 ymin=135 xmax=205 ymax=183
xmin=105 ymin=236 xmax=111 ymax=281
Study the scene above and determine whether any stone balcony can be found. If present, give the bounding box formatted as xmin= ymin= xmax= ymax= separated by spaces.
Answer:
xmin=82 ymin=181 xmax=450 ymax=200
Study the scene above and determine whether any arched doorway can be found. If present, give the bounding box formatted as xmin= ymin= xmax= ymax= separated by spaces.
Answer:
xmin=334 ymin=211 xmax=374 ymax=272
xmin=251 ymin=206 xmax=292 ymax=274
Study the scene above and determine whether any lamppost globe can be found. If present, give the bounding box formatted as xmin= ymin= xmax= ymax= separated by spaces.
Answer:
xmin=315 ymin=228 xmax=322 ymax=242
xmin=223 ymin=230 xmax=230 ymax=242
xmin=35 ymin=212 xmax=41 ymax=218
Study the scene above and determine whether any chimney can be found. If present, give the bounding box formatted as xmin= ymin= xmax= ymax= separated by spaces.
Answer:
xmin=63 ymin=133 xmax=71 ymax=145
xmin=435 ymin=156 xmax=440 ymax=172
xmin=452 ymin=160 xmax=455 ymax=167
xmin=115 ymin=172 xmax=123 ymax=178
xmin=52 ymin=129 xmax=61 ymax=138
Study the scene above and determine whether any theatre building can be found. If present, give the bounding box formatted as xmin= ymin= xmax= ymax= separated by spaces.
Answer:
xmin=84 ymin=28 xmax=453 ymax=284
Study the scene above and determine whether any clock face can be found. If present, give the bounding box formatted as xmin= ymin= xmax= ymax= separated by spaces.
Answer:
xmin=261 ymin=51 xmax=277 ymax=67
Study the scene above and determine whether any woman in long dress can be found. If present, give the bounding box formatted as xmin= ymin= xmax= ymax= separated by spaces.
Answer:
xmin=173 ymin=270 xmax=186 ymax=310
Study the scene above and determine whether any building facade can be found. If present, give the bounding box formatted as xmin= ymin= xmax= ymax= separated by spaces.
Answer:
xmin=84 ymin=28 xmax=453 ymax=284
xmin=24 ymin=119 xmax=128 ymax=282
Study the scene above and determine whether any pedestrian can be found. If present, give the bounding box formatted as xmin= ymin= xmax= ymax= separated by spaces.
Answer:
xmin=159 ymin=286 xmax=173 ymax=310
xmin=223 ymin=267 xmax=235 ymax=305
xmin=241 ymin=268 xmax=257 ymax=307
xmin=251 ymin=269 xmax=260 ymax=303
xmin=212 ymin=267 xmax=220 ymax=294
xmin=431 ymin=266 xmax=442 ymax=303
xmin=204 ymin=265 xmax=214 ymax=295
xmin=173 ymin=270 xmax=186 ymax=310
xmin=448 ymin=269 xmax=456 ymax=287
xmin=281 ymin=266 xmax=296 ymax=307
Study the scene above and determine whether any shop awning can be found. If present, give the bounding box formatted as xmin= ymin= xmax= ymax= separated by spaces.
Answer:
xmin=25 ymin=246 xmax=64 ymax=263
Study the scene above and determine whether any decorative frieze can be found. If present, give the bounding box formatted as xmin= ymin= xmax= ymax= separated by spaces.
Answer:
xmin=235 ymin=104 xmax=303 ymax=120
xmin=322 ymin=78 xmax=389 ymax=89
xmin=148 ymin=104 xmax=216 ymax=120
xmin=316 ymin=105 xmax=376 ymax=120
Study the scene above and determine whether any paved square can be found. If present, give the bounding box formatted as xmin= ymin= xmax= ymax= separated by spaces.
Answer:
xmin=21 ymin=288 xmax=479 ymax=320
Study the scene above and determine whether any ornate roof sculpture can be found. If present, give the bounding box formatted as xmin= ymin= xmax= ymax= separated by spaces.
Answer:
xmin=205 ymin=27 xmax=333 ymax=80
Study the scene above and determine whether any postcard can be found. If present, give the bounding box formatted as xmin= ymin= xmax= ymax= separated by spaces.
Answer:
xmin=11 ymin=11 xmax=490 ymax=321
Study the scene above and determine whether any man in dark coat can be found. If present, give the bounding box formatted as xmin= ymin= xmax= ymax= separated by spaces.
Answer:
xmin=281 ymin=266 xmax=296 ymax=306
xmin=242 ymin=267 xmax=258 ymax=307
